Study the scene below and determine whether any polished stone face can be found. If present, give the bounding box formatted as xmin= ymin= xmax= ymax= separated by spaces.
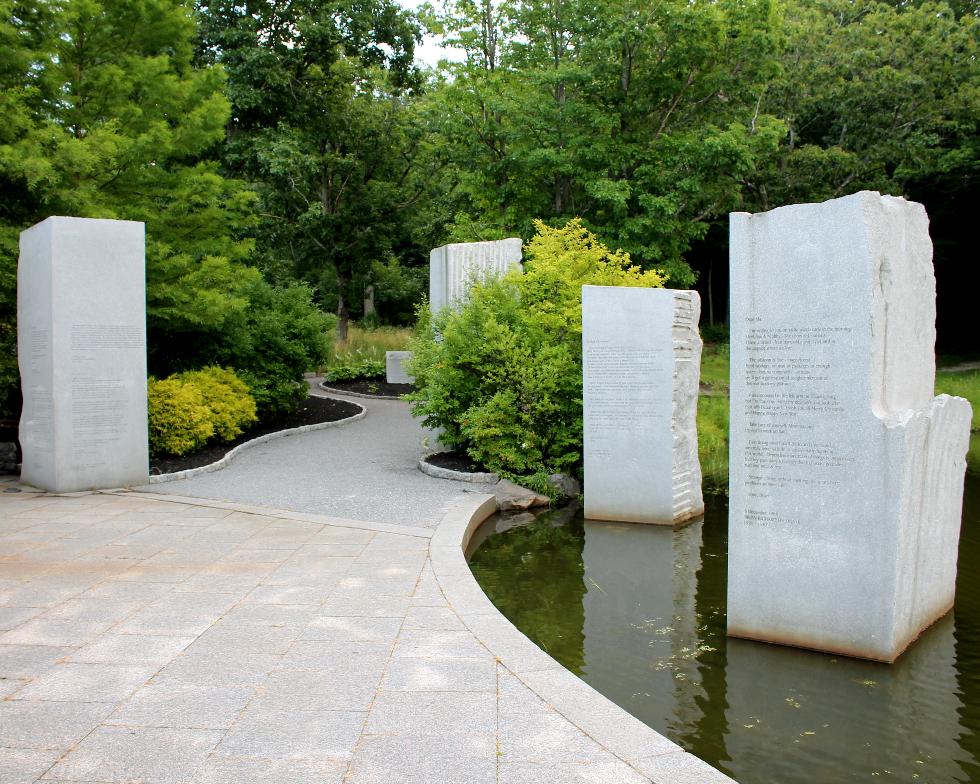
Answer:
xmin=18 ymin=216 xmax=148 ymax=492
xmin=385 ymin=351 xmax=413 ymax=384
xmin=582 ymin=285 xmax=704 ymax=525
xmin=428 ymin=238 xmax=522 ymax=312
xmin=727 ymin=191 xmax=973 ymax=662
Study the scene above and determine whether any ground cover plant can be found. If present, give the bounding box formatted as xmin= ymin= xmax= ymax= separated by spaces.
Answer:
xmin=407 ymin=219 xmax=664 ymax=496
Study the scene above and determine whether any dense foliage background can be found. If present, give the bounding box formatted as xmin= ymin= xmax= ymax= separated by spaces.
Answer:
xmin=1 ymin=0 xmax=977 ymax=421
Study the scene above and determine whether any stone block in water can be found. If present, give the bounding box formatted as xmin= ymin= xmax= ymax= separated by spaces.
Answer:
xmin=18 ymin=217 xmax=148 ymax=492
xmin=728 ymin=191 xmax=972 ymax=662
xmin=582 ymin=286 xmax=704 ymax=525
xmin=429 ymin=238 xmax=522 ymax=312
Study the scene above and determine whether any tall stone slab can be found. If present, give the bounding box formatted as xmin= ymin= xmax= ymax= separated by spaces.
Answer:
xmin=582 ymin=286 xmax=703 ymax=525
xmin=19 ymin=217 xmax=148 ymax=492
xmin=429 ymin=238 xmax=522 ymax=312
xmin=728 ymin=191 xmax=972 ymax=662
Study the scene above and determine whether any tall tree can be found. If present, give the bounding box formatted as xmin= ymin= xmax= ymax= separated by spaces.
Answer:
xmin=0 ymin=0 xmax=257 ymax=418
xmin=198 ymin=0 xmax=429 ymax=339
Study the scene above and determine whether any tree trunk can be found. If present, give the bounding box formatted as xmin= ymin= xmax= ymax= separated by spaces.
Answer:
xmin=336 ymin=270 xmax=350 ymax=343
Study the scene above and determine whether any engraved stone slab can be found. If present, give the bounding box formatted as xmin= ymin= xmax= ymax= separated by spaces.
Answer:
xmin=429 ymin=238 xmax=522 ymax=312
xmin=728 ymin=191 xmax=973 ymax=662
xmin=385 ymin=351 xmax=413 ymax=384
xmin=18 ymin=217 xmax=148 ymax=492
xmin=582 ymin=286 xmax=704 ymax=525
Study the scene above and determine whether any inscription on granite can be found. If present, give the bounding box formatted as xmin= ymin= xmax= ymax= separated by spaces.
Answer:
xmin=583 ymin=286 xmax=703 ymax=525
xmin=18 ymin=217 xmax=149 ymax=492
xmin=728 ymin=191 xmax=973 ymax=662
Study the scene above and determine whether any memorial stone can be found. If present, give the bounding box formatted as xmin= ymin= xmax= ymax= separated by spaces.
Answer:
xmin=18 ymin=217 xmax=149 ymax=492
xmin=728 ymin=191 xmax=972 ymax=662
xmin=385 ymin=351 xmax=413 ymax=384
xmin=582 ymin=286 xmax=703 ymax=525
xmin=429 ymin=238 xmax=522 ymax=312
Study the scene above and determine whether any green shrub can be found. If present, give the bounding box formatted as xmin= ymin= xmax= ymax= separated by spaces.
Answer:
xmin=149 ymin=275 xmax=334 ymax=417
xmin=407 ymin=218 xmax=664 ymax=495
xmin=324 ymin=359 xmax=386 ymax=382
xmin=148 ymin=367 xmax=257 ymax=457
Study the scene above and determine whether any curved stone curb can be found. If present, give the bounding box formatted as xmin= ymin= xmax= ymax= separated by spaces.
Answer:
xmin=430 ymin=494 xmax=737 ymax=784
xmin=417 ymin=454 xmax=500 ymax=484
xmin=147 ymin=400 xmax=367 ymax=484
xmin=318 ymin=381 xmax=405 ymax=401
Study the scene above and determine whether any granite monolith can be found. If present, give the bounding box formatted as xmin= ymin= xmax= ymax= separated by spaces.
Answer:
xmin=429 ymin=238 xmax=522 ymax=312
xmin=728 ymin=191 xmax=972 ymax=662
xmin=18 ymin=217 xmax=148 ymax=492
xmin=582 ymin=286 xmax=704 ymax=525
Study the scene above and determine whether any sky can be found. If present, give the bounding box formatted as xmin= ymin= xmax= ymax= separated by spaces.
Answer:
xmin=397 ymin=0 xmax=466 ymax=68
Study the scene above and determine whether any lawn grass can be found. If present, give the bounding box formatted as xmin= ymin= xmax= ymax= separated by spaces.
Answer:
xmin=700 ymin=342 xmax=729 ymax=393
xmin=330 ymin=324 xmax=413 ymax=368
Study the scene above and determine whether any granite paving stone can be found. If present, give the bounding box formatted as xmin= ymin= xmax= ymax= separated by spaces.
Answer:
xmin=0 ymin=747 xmax=64 ymax=784
xmin=105 ymin=682 xmax=255 ymax=729
xmin=187 ymin=753 xmax=348 ymax=784
xmin=381 ymin=656 xmax=497 ymax=693
xmin=215 ymin=706 xmax=366 ymax=760
xmin=68 ymin=633 xmax=195 ymax=665
xmin=12 ymin=662 xmax=156 ymax=703
xmin=0 ymin=699 xmax=115 ymax=749
xmin=150 ymin=652 xmax=282 ymax=688
xmin=364 ymin=691 xmax=496 ymax=736
xmin=346 ymin=732 xmax=497 ymax=784
xmin=43 ymin=725 xmax=224 ymax=783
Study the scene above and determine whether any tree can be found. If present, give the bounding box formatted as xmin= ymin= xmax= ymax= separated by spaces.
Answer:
xmin=198 ymin=0 xmax=432 ymax=340
xmin=0 ymin=0 xmax=264 ymax=418
xmin=424 ymin=0 xmax=783 ymax=285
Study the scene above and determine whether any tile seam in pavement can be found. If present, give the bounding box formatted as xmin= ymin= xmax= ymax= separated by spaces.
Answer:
xmin=430 ymin=492 xmax=738 ymax=784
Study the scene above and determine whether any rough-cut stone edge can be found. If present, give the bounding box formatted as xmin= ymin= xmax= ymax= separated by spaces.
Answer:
xmin=112 ymin=489 xmax=434 ymax=539
xmin=417 ymin=454 xmax=500 ymax=484
xmin=431 ymin=493 xmax=737 ymax=783
xmin=318 ymin=381 xmax=405 ymax=401
xmin=147 ymin=399 xmax=366 ymax=484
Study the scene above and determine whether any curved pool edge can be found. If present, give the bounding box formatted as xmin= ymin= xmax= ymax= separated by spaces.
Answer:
xmin=430 ymin=494 xmax=737 ymax=784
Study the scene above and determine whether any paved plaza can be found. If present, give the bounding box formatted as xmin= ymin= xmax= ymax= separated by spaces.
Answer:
xmin=0 ymin=391 xmax=730 ymax=784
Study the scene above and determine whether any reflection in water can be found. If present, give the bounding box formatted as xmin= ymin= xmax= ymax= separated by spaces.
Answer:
xmin=468 ymin=463 xmax=980 ymax=784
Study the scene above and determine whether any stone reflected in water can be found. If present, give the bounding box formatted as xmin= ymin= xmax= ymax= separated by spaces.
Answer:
xmin=468 ymin=466 xmax=980 ymax=784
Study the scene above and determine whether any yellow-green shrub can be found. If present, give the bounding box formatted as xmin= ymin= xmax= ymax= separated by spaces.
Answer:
xmin=148 ymin=367 xmax=258 ymax=457
xmin=179 ymin=367 xmax=257 ymax=441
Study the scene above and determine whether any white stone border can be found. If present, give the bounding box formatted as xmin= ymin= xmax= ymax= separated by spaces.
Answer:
xmin=417 ymin=454 xmax=500 ymax=484
xmin=147 ymin=400 xmax=366 ymax=484
xmin=430 ymin=494 xmax=737 ymax=784
xmin=318 ymin=381 xmax=407 ymax=401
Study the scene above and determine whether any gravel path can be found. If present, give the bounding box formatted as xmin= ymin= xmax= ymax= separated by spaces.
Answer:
xmin=140 ymin=382 xmax=495 ymax=529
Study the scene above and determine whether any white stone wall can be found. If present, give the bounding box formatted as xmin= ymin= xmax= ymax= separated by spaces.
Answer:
xmin=582 ymin=285 xmax=704 ymax=525
xmin=18 ymin=217 xmax=148 ymax=492
xmin=727 ymin=191 xmax=972 ymax=662
xmin=429 ymin=238 xmax=523 ymax=312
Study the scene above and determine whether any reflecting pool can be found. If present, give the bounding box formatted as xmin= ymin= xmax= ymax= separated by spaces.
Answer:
xmin=468 ymin=463 xmax=980 ymax=783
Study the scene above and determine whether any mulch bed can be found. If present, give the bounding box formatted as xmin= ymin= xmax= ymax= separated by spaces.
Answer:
xmin=424 ymin=450 xmax=492 ymax=474
xmin=149 ymin=395 xmax=362 ymax=476
xmin=321 ymin=377 xmax=415 ymax=397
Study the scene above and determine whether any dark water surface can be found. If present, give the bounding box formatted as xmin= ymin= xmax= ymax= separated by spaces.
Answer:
xmin=468 ymin=460 xmax=980 ymax=784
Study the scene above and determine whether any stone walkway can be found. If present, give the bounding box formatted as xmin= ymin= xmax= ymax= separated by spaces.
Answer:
xmin=141 ymin=386 xmax=496 ymax=529
xmin=0 ymin=393 xmax=733 ymax=784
